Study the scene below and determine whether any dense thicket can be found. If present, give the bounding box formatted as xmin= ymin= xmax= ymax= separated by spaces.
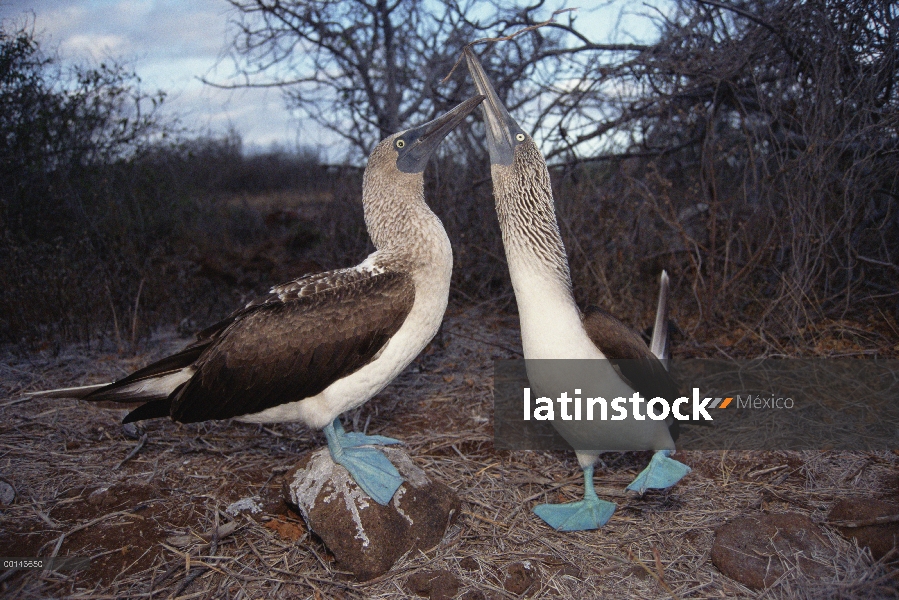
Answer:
xmin=0 ymin=23 xmax=337 ymax=347
xmin=552 ymin=0 xmax=899 ymax=346
xmin=1 ymin=23 xmax=166 ymax=344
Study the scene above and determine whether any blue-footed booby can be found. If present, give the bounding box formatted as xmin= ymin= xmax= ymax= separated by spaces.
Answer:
xmin=29 ymin=95 xmax=485 ymax=506
xmin=465 ymin=48 xmax=689 ymax=531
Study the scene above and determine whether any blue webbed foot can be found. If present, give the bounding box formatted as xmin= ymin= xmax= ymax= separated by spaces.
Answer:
xmin=324 ymin=419 xmax=403 ymax=506
xmin=533 ymin=466 xmax=616 ymax=531
xmin=340 ymin=432 xmax=403 ymax=448
xmin=626 ymin=449 xmax=691 ymax=496
xmin=534 ymin=497 xmax=617 ymax=531
xmin=331 ymin=418 xmax=402 ymax=448
xmin=331 ymin=447 xmax=403 ymax=505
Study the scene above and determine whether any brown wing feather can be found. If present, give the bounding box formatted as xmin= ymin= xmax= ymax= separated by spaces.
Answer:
xmin=169 ymin=269 xmax=415 ymax=423
xmin=582 ymin=305 xmax=679 ymax=402
xmin=189 ymin=269 xmax=361 ymax=344
xmin=85 ymin=270 xmax=372 ymax=402
xmin=84 ymin=345 xmax=208 ymax=403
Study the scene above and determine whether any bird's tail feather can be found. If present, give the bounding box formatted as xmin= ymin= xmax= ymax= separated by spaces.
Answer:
xmin=26 ymin=384 xmax=108 ymax=399
xmin=649 ymin=270 xmax=670 ymax=363
xmin=27 ymin=368 xmax=192 ymax=406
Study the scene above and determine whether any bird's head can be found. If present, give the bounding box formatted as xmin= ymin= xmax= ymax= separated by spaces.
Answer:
xmin=464 ymin=46 xmax=570 ymax=283
xmin=362 ymin=95 xmax=483 ymax=250
xmin=463 ymin=46 xmax=541 ymax=175
xmin=364 ymin=95 xmax=485 ymax=194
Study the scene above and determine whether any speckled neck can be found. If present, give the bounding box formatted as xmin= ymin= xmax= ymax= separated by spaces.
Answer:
xmin=492 ymin=141 xmax=572 ymax=292
xmin=491 ymin=141 xmax=598 ymax=359
xmin=362 ymin=139 xmax=452 ymax=276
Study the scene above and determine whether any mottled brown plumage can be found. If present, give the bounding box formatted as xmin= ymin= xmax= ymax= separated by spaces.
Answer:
xmin=491 ymin=140 xmax=571 ymax=291
xmin=465 ymin=46 xmax=678 ymax=443
xmin=104 ymin=268 xmax=413 ymax=422
xmin=466 ymin=49 xmax=689 ymax=529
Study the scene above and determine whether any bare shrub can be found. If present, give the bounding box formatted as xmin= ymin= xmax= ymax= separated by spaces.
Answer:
xmin=541 ymin=1 xmax=899 ymax=352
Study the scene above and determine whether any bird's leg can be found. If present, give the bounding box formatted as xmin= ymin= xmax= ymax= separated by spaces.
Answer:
xmin=333 ymin=417 xmax=402 ymax=448
xmin=533 ymin=465 xmax=617 ymax=531
xmin=582 ymin=466 xmax=600 ymax=502
xmin=626 ymin=449 xmax=691 ymax=496
xmin=323 ymin=419 xmax=403 ymax=506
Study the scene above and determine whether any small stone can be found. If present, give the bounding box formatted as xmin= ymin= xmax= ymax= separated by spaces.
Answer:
xmin=458 ymin=591 xmax=486 ymax=600
xmin=121 ymin=422 xmax=143 ymax=440
xmin=828 ymin=498 xmax=899 ymax=560
xmin=407 ymin=571 xmax=435 ymax=596
xmin=226 ymin=496 xmax=262 ymax=516
xmin=556 ymin=563 xmax=581 ymax=579
xmin=86 ymin=487 xmax=117 ymax=508
xmin=711 ymin=513 xmax=834 ymax=589
xmin=503 ymin=561 xmax=537 ymax=595
xmin=459 ymin=556 xmax=479 ymax=571
xmin=406 ymin=569 xmax=460 ymax=599
xmin=0 ymin=480 xmax=15 ymax=505
xmin=284 ymin=446 xmax=460 ymax=581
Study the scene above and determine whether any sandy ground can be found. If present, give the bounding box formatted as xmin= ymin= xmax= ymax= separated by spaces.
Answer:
xmin=1 ymin=305 xmax=897 ymax=599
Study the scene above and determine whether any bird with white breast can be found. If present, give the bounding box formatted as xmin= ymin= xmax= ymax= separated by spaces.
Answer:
xmin=465 ymin=47 xmax=689 ymax=531
xmin=29 ymin=94 xmax=486 ymax=507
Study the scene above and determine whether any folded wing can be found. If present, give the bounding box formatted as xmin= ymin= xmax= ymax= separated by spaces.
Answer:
xmin=57 ymin=268 xmax=415 ymax=424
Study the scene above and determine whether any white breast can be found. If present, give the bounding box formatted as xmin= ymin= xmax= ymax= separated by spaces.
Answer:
xmin=508 ymin=257 xmax=674 ymax=453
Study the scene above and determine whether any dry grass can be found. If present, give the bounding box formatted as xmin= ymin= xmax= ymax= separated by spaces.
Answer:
xmin=1 ymin=306 xmax=898 ymax=599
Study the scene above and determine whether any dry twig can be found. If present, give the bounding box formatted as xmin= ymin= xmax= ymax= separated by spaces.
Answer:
xmin=440 ymin=8 xmax=577 ymax=83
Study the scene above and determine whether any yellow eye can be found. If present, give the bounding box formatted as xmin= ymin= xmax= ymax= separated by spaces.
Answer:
xmin=515 ymin=133 xmax=526 ymax=142
xmin=396 ymin=139 xmax=405 ymax=148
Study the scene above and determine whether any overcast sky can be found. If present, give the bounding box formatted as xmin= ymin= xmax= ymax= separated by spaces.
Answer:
xmin=0 ymin=1 xmax=663 ymax=158
xmin=0 ymin=0 xmax=306 ymax=154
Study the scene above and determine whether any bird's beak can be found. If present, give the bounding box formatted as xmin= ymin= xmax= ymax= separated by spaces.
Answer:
xmin=396 ymin=94 xmax=485 ymax=173
xmin=464 ymin=47 xmax=517 ymax=166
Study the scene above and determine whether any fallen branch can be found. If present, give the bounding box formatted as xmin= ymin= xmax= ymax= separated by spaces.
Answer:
xmin=114 ymin=433 xmax=148 ymax=470
xmin=461 ymin=509 xmax=509 ymax=529
xmin=828 ymin=514 xmax=899 ymax=528
xmin=166 ymin=521 xmax=239 ymax=548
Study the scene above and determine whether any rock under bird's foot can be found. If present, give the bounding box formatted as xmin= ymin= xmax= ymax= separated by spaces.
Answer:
xmin=324 ymin=419 xmax=403 ymax=505
xmin=533 ymin=466 xmax=616 ymax=531
xmin=625 ymin=449 xmax=691 ymax=496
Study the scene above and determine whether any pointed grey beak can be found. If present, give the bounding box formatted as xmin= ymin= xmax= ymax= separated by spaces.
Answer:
xmin=464 ymin=47 xmax=518 ymax=166
xmin=396 ymin=94 xmax=485 ymax=173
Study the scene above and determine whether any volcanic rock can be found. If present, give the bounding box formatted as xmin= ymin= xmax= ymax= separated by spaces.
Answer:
xmin=284 ymin=446 xmax=459 ymax=581
xmin=503 ymin=561 xmax=538 ymax=595
xmin=828 ymin=498 xmax=899 ymax=560
xmin=711 ymin=512 xmax=834 ymax=589
xmin=0 ymin=479 xmax=15 ymax=505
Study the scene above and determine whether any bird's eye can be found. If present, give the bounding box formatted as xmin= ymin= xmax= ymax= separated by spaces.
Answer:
xmin=396 ymin=139 xmax=406 ymax=148
xmin=515 ymin=133 xmax=526 ymax=142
